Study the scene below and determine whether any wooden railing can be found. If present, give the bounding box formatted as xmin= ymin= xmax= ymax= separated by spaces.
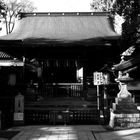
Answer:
xmin=40 ymin=83 xmax=83 ymax=97
xmin=25 ymin=108 xmax=100 ymax=125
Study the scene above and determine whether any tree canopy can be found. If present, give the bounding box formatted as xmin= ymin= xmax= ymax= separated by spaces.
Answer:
xmin=91 ymin=0 xmax=115 ymax=12
xmin=113 ymin=0 xmax=140 ymax=51
xmin=0 ymin=0 xmax=5 ymax=12
xmin=0 ymin=0 xmax=5 ymax=31
xmin=91 ymin=0 xmax=140 ymax=51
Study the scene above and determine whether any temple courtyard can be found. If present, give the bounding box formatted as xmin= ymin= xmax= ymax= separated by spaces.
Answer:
xmin=0 ymin=125 xmax=139 ymax=140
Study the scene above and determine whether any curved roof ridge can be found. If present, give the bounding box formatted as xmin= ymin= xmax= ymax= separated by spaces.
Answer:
xmin=19 ymin=12 xmax=110 ymax=18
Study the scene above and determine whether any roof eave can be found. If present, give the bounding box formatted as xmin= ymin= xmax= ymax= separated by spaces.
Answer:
xmin=112 ymin=54 xmax=140 ymax=71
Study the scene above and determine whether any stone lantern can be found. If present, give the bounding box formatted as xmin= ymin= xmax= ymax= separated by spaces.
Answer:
xmin=108 ymin=48 xmax=140 ymax=129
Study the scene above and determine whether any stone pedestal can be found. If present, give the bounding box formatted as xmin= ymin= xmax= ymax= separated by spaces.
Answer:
xmin=109 ymin=81 xmax=140 ymax=129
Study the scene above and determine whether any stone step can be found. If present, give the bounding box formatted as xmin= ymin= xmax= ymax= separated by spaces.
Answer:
xmin=116 ymin=117 xmax=140 ymax=123
xmin=115 ymin=113 xmax=140 ymax=118
xmin=114 ymin=122 xmax=140 ymax=130
xmin=114 ymin=109 xmax=140 ymax=114
xmin=116 ymin=105 xmax=138 ymax=112
xmin=112 ymin=113 xmax=140 ymax=129
xmin=115 ymin=121 xmax=140 ymax=129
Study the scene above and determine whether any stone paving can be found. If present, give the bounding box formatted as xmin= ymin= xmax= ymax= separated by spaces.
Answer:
xmin=3 ymin=125 xmax=140 ymax=140
xmin=94 ymin=128 xmax=140 ymax=140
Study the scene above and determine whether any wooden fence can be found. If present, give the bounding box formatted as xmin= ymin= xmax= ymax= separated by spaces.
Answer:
xmin=40 ymin=83 xmax=83 ymax=98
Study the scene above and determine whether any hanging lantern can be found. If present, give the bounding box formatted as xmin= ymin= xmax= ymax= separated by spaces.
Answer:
xmin=8 ymin=73 xmax=16 ymax=86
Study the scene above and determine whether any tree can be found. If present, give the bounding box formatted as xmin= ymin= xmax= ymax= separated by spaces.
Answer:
xmin=91 ymin=0 xmax=116 ymax=12
xmin=0 ymin=0 xmax=5 ymax=31
xmin=91 ymin=0 xmax=140 ymax=51
xmin=0 ymin=0 xmax=5 ymax=12
xmin=1 ymin=0 xmax=36 ymax=34
xmin=112 ymin=0 xmax=140 ymax=51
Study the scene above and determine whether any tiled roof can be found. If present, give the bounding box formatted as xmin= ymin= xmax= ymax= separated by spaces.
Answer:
xmin=0 ymin=51 xmax=13 ymax=59
xmin=0 ymin=51 xmax=24 ymax=66
xmin=0 ymin=12 xmax=120 ymax=45
xmin=112 ymin=54 xmax=140 ymax=71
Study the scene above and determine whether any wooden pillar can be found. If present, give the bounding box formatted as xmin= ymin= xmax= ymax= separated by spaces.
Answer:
xmin=82 ymin=59 xmax=88 ymax=99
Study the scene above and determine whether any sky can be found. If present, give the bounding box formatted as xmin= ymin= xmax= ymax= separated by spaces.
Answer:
xmin=33 ymin=0 xmax=93 ymax=12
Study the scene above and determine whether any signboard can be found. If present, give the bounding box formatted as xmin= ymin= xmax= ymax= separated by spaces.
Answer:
xmin=14 ymin=113 xmax=24 ymax=121
xmin=93 ymin=72 xmax=110 ymax=85
xmin=93 ymin=72 xmax=104 ymax=85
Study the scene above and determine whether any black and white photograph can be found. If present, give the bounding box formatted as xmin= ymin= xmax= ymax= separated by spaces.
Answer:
xmin=0 ymin=0 xmax=140 ymax=139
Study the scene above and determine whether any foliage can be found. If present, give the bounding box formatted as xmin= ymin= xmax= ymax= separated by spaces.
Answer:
xmin=0 ymin=0 xmax=5 ymax=31
xmin=91 ymin=0 xmax=115 ymax=12
xmin=0 ymin=0 xmax=5 ymax=19
xmin=91 ymin=0 xmax=140 ymax=51
xmin=0 ymin=0 xmax=5 ymax=12
xmin=112 ymin=0 xmax=140 ymax=51
xmin=1 ymin=0 xmax=36 ymax=34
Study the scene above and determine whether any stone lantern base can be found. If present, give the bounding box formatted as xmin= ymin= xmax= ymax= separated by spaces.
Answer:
xmin=109 ymin=97 xmax=140 ymax=130
xmin=109 ymin=80 xmax=140 ymax=130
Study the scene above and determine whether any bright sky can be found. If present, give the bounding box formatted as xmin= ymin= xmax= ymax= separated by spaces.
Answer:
xmin=33 ymin=0 xmax=93 ymax=12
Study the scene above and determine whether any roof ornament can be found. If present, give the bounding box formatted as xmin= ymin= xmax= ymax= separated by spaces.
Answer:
xmin=77 ymin=13 xmax=79 ymax=15
xmin=114 ymin=46 xmax=135 ymax=83
xmin=121 ymin=46 xmax=135 ymax=57
xmin=33 ymin=13 xmax=37 ymax=16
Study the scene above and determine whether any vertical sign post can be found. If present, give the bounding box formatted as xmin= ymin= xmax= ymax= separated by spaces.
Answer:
xmin=94 ymin=72 xmax=110 ymax=123
xmin=96 ymin=84 xmax=100 ymax=110
xmin=93 ymin=72 xmax=104 ymax=110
